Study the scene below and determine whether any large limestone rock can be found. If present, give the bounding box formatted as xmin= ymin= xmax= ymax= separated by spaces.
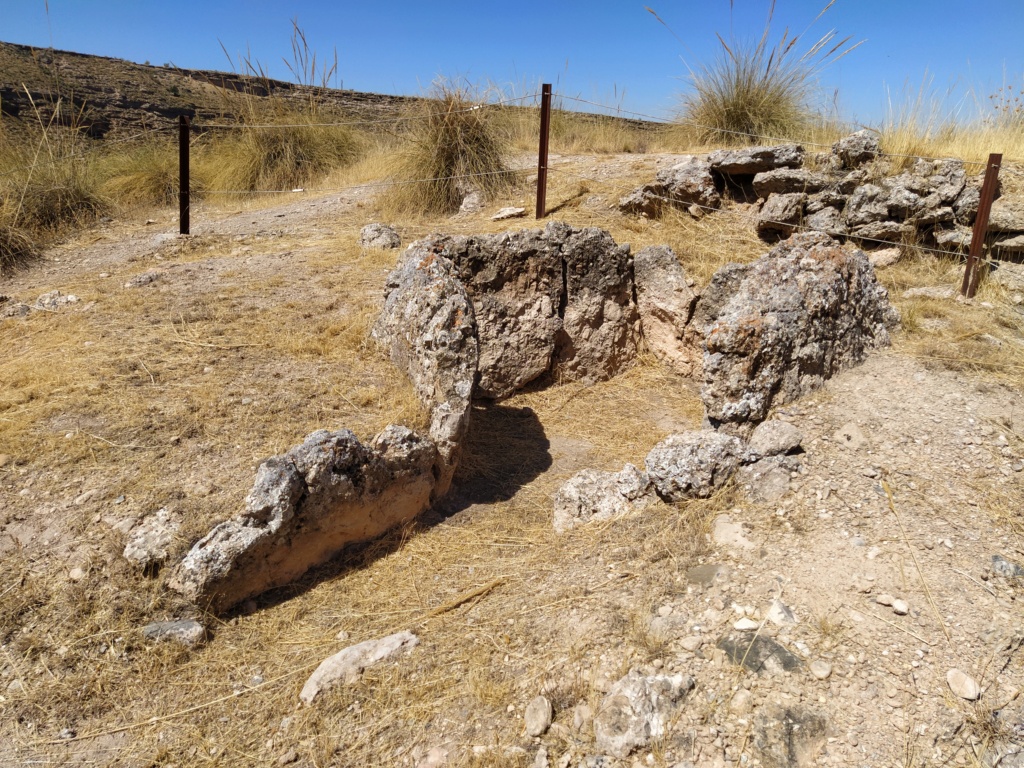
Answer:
xmin=619 ymin=156 xmax=720 ymax=217
xmin=701 ymin=232 xmax=899 ymax=433
xmin=752 ymin=168 xmax=828 ymax=197
xmin=373 ymin=243 xmax=479 ymax=492
xmin=633 ymin=245 xmax=700 ymax=376
xmin=592 ymin=670 xmax=694 ymax=758
xmin=429 ymin=223 xmax=640 ymax=397
xmin=831 ymin=130 xmax=880 ymax=169
xmin=439 ymin=228 xmax=562 ymax=398
xmin=757 ymin=193 xmax=807 ymax=239
xmin=709 ymin=144 xmax=805 ymax=176
xmin=168 ymin=427 xmax=438 ymax=613
xmin=989 ymin=198 xmax=1024 ymax=233
xmin=556 ymin=225 xmax=641 ymax=383
xmin=645 ymin=430 xmax=747 ymax=502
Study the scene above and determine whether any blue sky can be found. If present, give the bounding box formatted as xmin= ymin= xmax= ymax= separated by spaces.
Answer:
xmin=3 ymin=0 xmax=1023 ymax=125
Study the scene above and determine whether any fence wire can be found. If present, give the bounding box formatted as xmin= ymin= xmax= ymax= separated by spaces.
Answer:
xmin=195 ymin=92 xmax=542 ymax=130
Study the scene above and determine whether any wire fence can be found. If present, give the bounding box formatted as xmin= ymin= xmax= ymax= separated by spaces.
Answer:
xmin=1 ymin=84 xmax=1017 ymax=278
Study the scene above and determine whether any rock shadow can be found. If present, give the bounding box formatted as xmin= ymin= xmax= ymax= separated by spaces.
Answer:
xmin=227 ymin=403 xmax=550 ymax=617
xmin=428 ymin=402 xmax=552 ymax=519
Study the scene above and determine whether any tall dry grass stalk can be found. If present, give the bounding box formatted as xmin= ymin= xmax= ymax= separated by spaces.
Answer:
xmin=878 ymin=77 xmax=1024 ymax=168
xmin=381 ymin=82 xmax=514 ymax=216
xmin=0 ymin=98 xmax=108 ymax=275
xmin=662 ymin=0 xmax=862 ymax=145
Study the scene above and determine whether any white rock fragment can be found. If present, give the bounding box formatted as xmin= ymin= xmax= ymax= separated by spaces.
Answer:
xmin=946 ymin=668 xmax=980 ymax=701
xmin=524 ymin=695 xmax=553 ymax=737
xmin=810 ymin=661 xmax=833 ymax=680
xmin=300 ymin=631 xmax=418 ymax=704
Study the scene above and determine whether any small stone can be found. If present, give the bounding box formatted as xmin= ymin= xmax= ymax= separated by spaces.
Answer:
xmin=867 ymin=247 xmax=901 ymax=268
xmin=277 ymin=748 xmax=298 ymax=765
xmin=766 ymin=599 xmax=798 ymax=626
xmin=658 ymin=605 xmax=673 ymax=617
xmin=729 ymin=689 xmax=753 ymax=714
xmin=810 ymin=661 xmax=832 ymax=680
xmin=946 ymin=669 xmax=981 ymax=701
xmin=141 ymin=619 xmax=206 ymax=648
xmin=892 ymin=599 xmax=909 ymax=616
xmin=680 ymin=636 xmax=703 ymax=652
xmin=358 ymin=223 xmax=401 ymax=249
xmin=875 ymin=594 xmax=895 ymax=607
xmin=992 ymin=555 xmax=1024 ymax=579
xmin=734 ymin=618 xmax=759 ymax=631
xmin=58 ymin=727 xmax=76 ymax=740
xmin=492 ymin=207 xmax=527 ymax=221
xmin=335 ymin=630 xmax=350 ymax=642
xmin=0 ymin=454 xmax=11 ymax=468
xmin=524 ymin=695 xmax=553 ymax=737
xmin=68 ymin=567 xmax=86 ymax=582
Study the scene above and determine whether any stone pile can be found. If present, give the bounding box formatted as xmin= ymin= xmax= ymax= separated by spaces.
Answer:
xmin=170 ymin=224 xmax=897 ymax=612
xmin=620 ymin=130 xmax=1024 ymax=257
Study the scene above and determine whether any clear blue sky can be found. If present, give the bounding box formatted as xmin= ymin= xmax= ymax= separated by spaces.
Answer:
xmin=3 ymin=0 xmax=1023 ymax=125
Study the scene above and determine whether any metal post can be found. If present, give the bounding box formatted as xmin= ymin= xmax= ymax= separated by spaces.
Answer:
xmin=179 ymin=115 xmax=190 ymax=236
xmin=535 ymin=84 xmax=552 ymax=220
xmin=960 ymin=152 xmax=1002 ymax=298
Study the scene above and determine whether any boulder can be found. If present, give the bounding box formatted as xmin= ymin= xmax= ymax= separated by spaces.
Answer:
xmin=438 ymin=229 xmax=562 ymax=398
xmin=831 ymin=130 xmax=880 ymax=169
xmin=843 ymin=184 xmax=890 ymax=227
xmin=989 ymin=198 xmax=1024 ymax=233
xmin=168 ymin=427 xmax=438 ymax=613
xmin=633 ymin=245 xmax=700 ymax=376
xmin=554 ymin=225 xmax=641 ymax=384
xmin=553 ymin=464 xmax=655 ymax=532
xmin=656 ymin=156 xmax=721 ymax=210
xmin=592 ymin=670 xmax=694 ymax=758
xmin=358 ymin=223 xmax=401 ymax=249
xmin=645 ymin=430 xmax=747 ymax=502
xmin=373 ymin=243 xmax=479 ymax=490
xmin=752 ymin=169 xmax=828 ymax=197
xmin=757 ymin=193 xmax=807 ymax=239
xmin=804 ymin=206 xmax=845 ymax=237
xmin=432 ymin=224 xmax=640 ymax=398
xmin=709 ymin=145 xmax=805 ymax=176
xmin=700 ymin=233 xmax=899 ymax=433
xmin=300 ymin=631 xmax=418 ymax=704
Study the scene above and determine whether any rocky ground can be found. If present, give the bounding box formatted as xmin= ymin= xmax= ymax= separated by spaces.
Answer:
xmin=0 ymin=151 xmax=1023 ymax=768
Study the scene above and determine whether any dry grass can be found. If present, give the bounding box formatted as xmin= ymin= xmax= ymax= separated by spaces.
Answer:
xmin=672 ymin=1 xmax=861 ymax=146
xmin=381 ymin=83 xmax=515 ymax=216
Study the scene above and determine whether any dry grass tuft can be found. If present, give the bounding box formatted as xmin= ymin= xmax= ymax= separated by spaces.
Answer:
xmin=99 ymin=137 xmax=194 ymax=207
xmin=381 ymin=82 xmax=515 ymax=216
xmin=673 ymin=1 xmax=861 ymax=145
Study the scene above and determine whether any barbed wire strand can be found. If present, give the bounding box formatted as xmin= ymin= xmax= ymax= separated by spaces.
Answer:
xmin=200 ymin=168 xmax=526 ymax=196
xmin=557 ymin=94 xmax=1018 ymax=168
xmin=546 ymin=165 xmax=976 ymax=261
xmin=197 ymin=92 xmax=542 ymax=130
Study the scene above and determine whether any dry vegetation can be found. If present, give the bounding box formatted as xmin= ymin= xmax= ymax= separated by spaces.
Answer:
xmin=3 ymin=28 xmax=1024 ymax=768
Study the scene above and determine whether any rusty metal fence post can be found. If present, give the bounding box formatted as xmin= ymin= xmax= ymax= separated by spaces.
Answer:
xmin=960 ymin=152 xmax=1002 ymax=298
xmin=179 ymin=115 xmax=191 ymax=235
xmin=535 ymin=84 xmax=552 ymax=219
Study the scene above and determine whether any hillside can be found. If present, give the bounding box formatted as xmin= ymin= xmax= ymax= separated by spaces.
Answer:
xmin=0 ymin=40 xmax=419 ymax=136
